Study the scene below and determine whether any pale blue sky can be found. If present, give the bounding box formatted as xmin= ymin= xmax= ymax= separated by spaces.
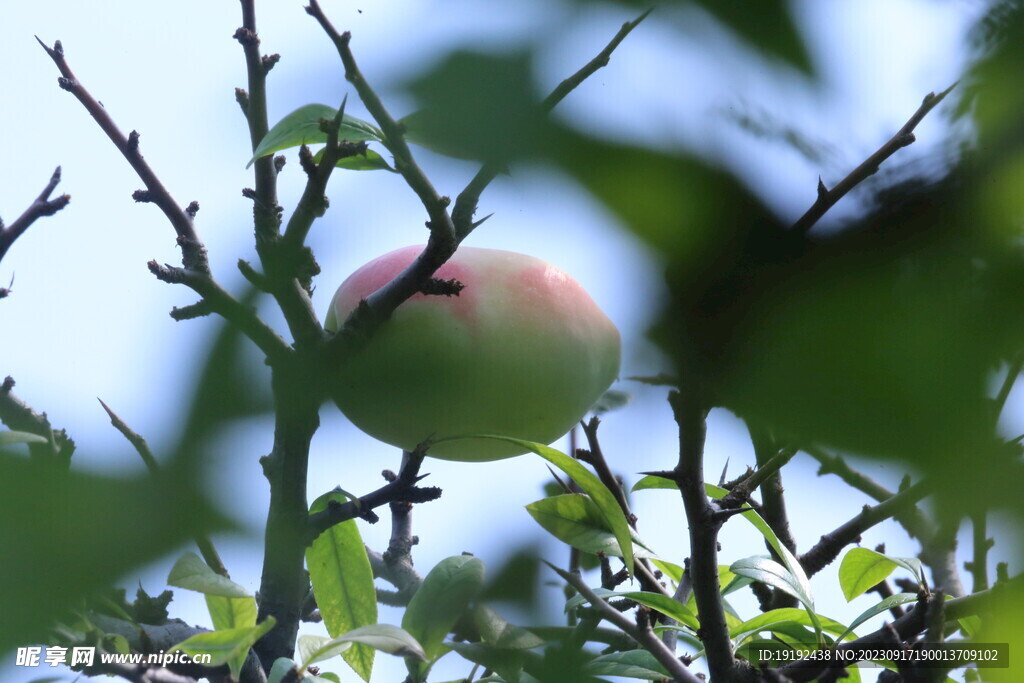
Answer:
xmin=1 ymin=1 xmax=1016 ymax=681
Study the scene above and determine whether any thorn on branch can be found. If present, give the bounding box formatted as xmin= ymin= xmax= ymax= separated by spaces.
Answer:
xmin=471 ymin=213 xmax=494 ymax=230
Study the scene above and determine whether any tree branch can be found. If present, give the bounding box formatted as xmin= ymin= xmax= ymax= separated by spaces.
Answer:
xmin=803 ymin=446 xmax=935 ymax=541
xmin=668 ymin=392 xmax=750 ymax=682
xmin=85 ymin=613 xmax=266 ymax=683
xmin=799 ymin=480 xmax=933 ymax=578
xmin=307 ymin=447 xmax=441 ymax=542
xmin=967 ymin=510 xmax=993 ymax=592
xmin=305 ymin=0 xmax=456 ymax=252
xmin=147 ymin=261 xmax=290 ymax=361
xmin=36 ymin=38 xmax=208 ymax=273
xmin=235 ymin=0 xmax=281 ymax=243
xmin=317 ymin=8 xmax=648 ymax=364
xmin=575 ymin=418 xmax=670 ymax=599
xmin=253 ymin=360 xmax=321 ymax=668
xmin=548 ymin=565 xmax=701 ymax=683
xmin=35 ymin=37 xmax=288 ymax=362
xmin=781 ymin=575 xmax=1024 ymax=681
xmin=0 ymin=166 xmax=70 ymax=295
xmin=790 ymin=84 xmax=956 ymax=235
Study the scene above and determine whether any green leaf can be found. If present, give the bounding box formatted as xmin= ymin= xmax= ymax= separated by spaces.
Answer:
xmin=0 ymin=430 xmax=48 ymax=446
xmin=584 ymin=649 xmax=671 ymax=680
xmin=731 ymin=556 xmax=808 ymax=605
xmin=248 ymin=104 xmax=383 ymax=167
xmin=837 ymin=593 xmax=919 ymax=642
xmin=205 ymin=595 xmax=257 ymax=631
xmin=839 ymin=548 xmax=899 ymax=601
xmin=267 ymin=657 xmax=299 ymax=683
xmin=298 ymin=634 xmax=351 ymax=669
xmin=839 ymin=548 xmax=924 ymax=601
xmin=525 ymin=494 xmax=651 ymax=559
xmin=650 ymin=558 xmax=685 ymax=584
xmin=172 ymin=617 xmax=275 ymax=679
xmin=167 ymin=552 xmax=250 ymax=598
xmin=730 ymin=554 xmax=822 ymax=641
xmin=307 ymin=491 xmax=378 ymax=681
xmin=303 ymin=624 xmax=426 ymax=665
xmin=312 ymin=674 xmax=342 ymax=683
xmin=566 ymin=588 xmax=699 ymax=631
xmin=312 ymin=146 xmax=397 ymax=172
xmin=402 ymin=555 xmax=485 ymax=678
xmin=631 ymin=474 xmax=677 ymax=492
xmin=449 ymin=436 xmax=634 ymax=575
xmin=730 ymin=608 xmax=854 ymax=646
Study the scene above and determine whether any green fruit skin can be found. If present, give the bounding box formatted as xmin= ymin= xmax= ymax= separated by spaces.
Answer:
xmin=325 ymin=245 xmax=621 ymax=461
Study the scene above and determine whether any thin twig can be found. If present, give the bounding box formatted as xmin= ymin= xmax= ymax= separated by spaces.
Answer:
xmin=305 ymin=0 xmax=456 ymax=251
xmin=97 ymin=399 xmax=229 ymax=578
xmin=577 ymin=418 xmax=672 ymax=597
xmin=36 ymin=37 xmax=288 ymax=361
xmin=790 ymin=84 xmax=957 ymax=235
xmin=548 ymin=564 xmax=701 ymax=683
xmin=0 ymin=167 xmax=70 ymax=277
xmin=799 ymin=480 xmax=933 ymax=578
xmin=147 ymin=261 xmax=290 ymax=361
xmin=307 ymin=448 xmax=441 ymax=541
xmin=804 ymin=446 xmax=935 ymax=541
xmin=36 ymin=38 xmax=208 ymax=272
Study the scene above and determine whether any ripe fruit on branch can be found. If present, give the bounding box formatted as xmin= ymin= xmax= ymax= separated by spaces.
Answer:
xmin=325 ymin=245 xmax=621 ymax=461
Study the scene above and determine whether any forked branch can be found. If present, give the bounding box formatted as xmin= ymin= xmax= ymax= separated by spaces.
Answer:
xmin=790 ymin=84 xmax=956 ymax=235
xmin=0 ymin=167 xmax=70 ymax=293
xmin=36 ymin=37 xmax=289 ymax=362
xmin=36 ymin=38 xmax=208 ymax=273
